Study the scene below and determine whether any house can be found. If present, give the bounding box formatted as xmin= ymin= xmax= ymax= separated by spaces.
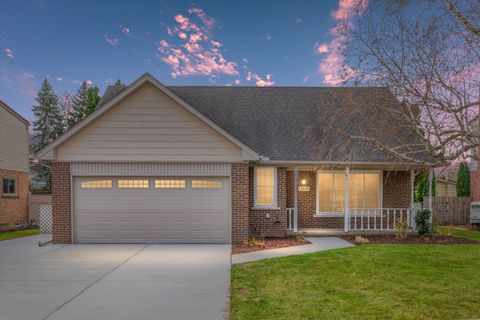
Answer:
xmin=35 ymin=73 xmax=430 ymax=244
xmin=0 ymin=100 xmax=30 ymax=231
xmin=435 ymin=165 xmax=458 ymax=197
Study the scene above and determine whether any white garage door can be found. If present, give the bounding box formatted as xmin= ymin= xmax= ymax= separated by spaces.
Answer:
xmin=73 ymin=177 xmax=230 ymax=244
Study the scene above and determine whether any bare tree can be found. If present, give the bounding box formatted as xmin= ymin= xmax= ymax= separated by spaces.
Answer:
xmin=338 ymin=0 xmax=480 ymax=166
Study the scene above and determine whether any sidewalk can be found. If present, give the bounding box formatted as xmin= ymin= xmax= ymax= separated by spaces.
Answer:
xmin=232 ymin=237 xmax=353 ymax=264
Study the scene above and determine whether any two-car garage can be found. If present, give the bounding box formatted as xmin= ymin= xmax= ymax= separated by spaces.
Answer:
xmin=73 ymin=175 xmax=230 ymax=244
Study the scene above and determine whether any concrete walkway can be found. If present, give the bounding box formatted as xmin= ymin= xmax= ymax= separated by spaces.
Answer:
xmin=232 ymin=237 xmax=353 ymax=264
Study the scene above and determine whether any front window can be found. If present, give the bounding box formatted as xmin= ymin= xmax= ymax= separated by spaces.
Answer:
xmin=255 ymin=167 xmax=277 ymax=207
xmin=316 ymin=171 xmax=381 ymax=214
xmin=2 ymin=178 xmax=17 ymax=196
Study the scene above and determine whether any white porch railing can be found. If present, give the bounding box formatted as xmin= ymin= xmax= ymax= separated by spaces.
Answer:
xmin=286 ymin=208 xmax=295 ymax=231
xmin=348 ymin=208 xmax=418 ymax=231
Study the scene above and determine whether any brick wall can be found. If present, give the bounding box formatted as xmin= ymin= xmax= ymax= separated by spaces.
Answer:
xmin=51 ymin=161 xmax=71 ymax=243
xmin=286 ymin=169 xmax=412 ymax=229
xmin=382 ymin=171 xmax=411 ymax=208
xmin=249 ymin=167 xmax=287 ymax=237
xmin=231 ymin=163 xmax=249 ymax=243
xmin=0 ymin=169 xmax=29 ymax=231
xmin=472 ymin=169 xmax=480 ymax=201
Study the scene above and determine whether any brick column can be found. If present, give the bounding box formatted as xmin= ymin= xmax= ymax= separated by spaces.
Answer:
xmin=231 ymin=163 xmax=249 ymax=243
xmin=51 ymin=161 xmax=71 ymax=243
xmin=472 ymin=169 xmax=480 ymax=201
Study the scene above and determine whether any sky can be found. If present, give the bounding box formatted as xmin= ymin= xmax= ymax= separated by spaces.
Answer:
xmin=0 ymin=0 xmax=359 ymax=121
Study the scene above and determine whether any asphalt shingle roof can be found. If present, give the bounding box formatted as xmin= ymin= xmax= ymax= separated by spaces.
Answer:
xmin=100 ymin=85 xmax=426 ymax=162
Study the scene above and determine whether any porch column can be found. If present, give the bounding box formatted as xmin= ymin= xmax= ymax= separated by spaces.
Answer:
xmin=410 ymin=169 xmax=415 ymax=226
xmin=428 ymin=167 xmax=433 ymax=224
xmin=344 ymin=166 xmax=350 ymax=232
xmin=293 ymin=166 xmax=299 ymax=232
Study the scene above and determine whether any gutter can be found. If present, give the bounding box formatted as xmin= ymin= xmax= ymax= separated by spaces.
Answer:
xmin=257 ymin=159 xmax=432 ymax=169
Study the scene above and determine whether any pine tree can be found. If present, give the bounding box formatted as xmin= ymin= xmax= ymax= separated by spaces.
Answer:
xmin=456 ymin=162 xmax=471 ymax=197
xmin=86 ymin=86 xmax=101 ymax=115
xmin=31 ymin=79 xmax=64 ymax=152
xmin=31 ymin=78 xmax=64 ymax=192
xmin=67 ymin=81 xmax=89 ymax=129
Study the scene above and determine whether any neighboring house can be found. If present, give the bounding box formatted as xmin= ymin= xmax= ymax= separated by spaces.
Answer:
xmin=0 ymin=100 xmax=30 ymax=231
xmin=435 ymin=166 xmax=458 ymax=197
xmin=36 ymin=73 xmax=430 ymax=244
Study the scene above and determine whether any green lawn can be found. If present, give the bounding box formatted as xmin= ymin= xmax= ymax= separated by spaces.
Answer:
xmin=0 ymin=228 xmax=39 ymax=241
xmin=435 ymin=226 xmax=480 ymax=240
xmin=231 ymin=244 xmax=480 ymax=320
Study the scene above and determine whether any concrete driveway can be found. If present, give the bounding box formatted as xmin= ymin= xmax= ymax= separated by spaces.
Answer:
xmin=0 ymin=236 xmax=231 ymax=320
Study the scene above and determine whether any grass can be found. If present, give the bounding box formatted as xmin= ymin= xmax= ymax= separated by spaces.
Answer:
xmin=435 ymin=225 xmax=480 ymax=240
xmin=231 ymin=244 xmax=480 ymax=320
xmin=0 ymin=228 xmax=39 ymax=241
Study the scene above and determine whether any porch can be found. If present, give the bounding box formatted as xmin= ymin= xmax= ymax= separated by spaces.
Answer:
xmin=283 ymin=166 xmax=433 ymax=234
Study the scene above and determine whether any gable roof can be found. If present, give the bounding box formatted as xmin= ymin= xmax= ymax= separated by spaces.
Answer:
xmin=35 ymin=73 xmax=261 ymax=160
xmin=167 ymin=86 xmax=429 ymax=164
xmin=36 ymin=73 xmax=430 ymax=165
xmin=0 ymin=100 xmax=30 ymax=126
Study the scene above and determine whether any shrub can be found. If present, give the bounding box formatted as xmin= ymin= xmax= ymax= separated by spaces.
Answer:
xmin=243 ymin=237 xmax=265 ymax=247
xmin=395 ymin=218 xmax=409 ymax=240
xmin=435 ymin=225 xmax=454 ymax=237
xmin=415 ymin=209 xmax=432 ymax=235
xmin=456 ymin=162 xmax=470 ymax=197
xmin=296 ymin=232 xmax=309 ymax=244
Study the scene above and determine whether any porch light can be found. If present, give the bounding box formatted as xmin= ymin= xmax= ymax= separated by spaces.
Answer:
xmin=298 ymin=177 xmax=310 ymax=192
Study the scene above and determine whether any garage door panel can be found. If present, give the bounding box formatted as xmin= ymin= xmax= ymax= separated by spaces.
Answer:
xmin=73 ymin=176 xmax=230 ymax=243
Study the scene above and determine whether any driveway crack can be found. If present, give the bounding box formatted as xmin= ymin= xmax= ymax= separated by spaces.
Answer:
xmin=41 ymin=244 xmax=150 ymax=320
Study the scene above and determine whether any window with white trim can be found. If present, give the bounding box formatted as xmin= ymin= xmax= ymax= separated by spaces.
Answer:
xmin=254 ymin=167 xmax=277 ymax=207
xmin=81 ymin=180 xmax=112 ymax=189
xmin=2 ymin=178 xmax=17 ymax=196
xmin=118 ymin=179 xmax=149 ymax=189
xmin=316 ymin=171 xmax=381 ymax=214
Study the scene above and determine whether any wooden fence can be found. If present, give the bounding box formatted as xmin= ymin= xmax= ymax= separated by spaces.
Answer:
xmin=423 ymin=197 xmax=471 ymax=225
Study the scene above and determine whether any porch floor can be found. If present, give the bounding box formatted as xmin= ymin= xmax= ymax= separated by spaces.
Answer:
xmin=292 ymin=228 xmax=399 ymax=236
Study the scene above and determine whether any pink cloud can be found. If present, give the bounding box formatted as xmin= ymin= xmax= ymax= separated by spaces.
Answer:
xmin=295 ymin=18 xmax=303 ymax=23
xmin=104 ymin=34 xmax=119 ymax=46
xmin=55 ymin=77 xmax=63 ymax=81
xmin=23 ymin=72 xmax=35 ymax=79
xmin=317 ymin=0 xmax=368 ymax=85
xmin=234 ymin=79 xmax=241 ymax=85
xmin=188 ymin=7 xmax=215 ymax=29
xmin=302 ymin=75 xmax=310 ymax=82
xmin=156 ymin=8 xmax=239 ymax=78
xmin=246 ymin=72 xmax=275 ymax=87
xmin=4 ymin=48 xmax=14 ymax=59
xmin=85 ymin=80 xmax=93 ymax=85
xmin=315 ymin=43 xmax=329 ymax=54
xmin=120 ymin=25 xmax=136 ymax=38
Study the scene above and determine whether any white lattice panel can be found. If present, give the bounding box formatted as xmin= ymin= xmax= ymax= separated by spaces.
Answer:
xmin=39 ymin=204 xmax=52 ymax=234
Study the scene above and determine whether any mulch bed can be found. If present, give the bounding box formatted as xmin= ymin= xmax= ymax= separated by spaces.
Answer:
xmin=341 ymin=234 xmax=479 ymax=245
xmin=232 ymin=237 xmax=310 ymax=254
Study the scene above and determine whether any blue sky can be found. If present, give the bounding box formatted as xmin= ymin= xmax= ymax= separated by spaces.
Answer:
xmin=0 ymin=0 xmax=348 ymax=120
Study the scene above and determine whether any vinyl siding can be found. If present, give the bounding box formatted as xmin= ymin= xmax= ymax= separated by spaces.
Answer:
xmin=0 ymin=106 xmax=29 ymax=172
xmin=56 ymin=83 xmax=242 ymax=162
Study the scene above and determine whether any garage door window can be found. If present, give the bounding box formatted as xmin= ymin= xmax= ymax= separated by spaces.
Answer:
xmin=118 ymin=179 xmax=149 ymax=189
xmin=81 ymin=180 xmax=112 ymax=189
xmin=192 ymin=180 xmax=222 ymax=189
xmin=155 ymin=179 xmax=186 ymax=189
